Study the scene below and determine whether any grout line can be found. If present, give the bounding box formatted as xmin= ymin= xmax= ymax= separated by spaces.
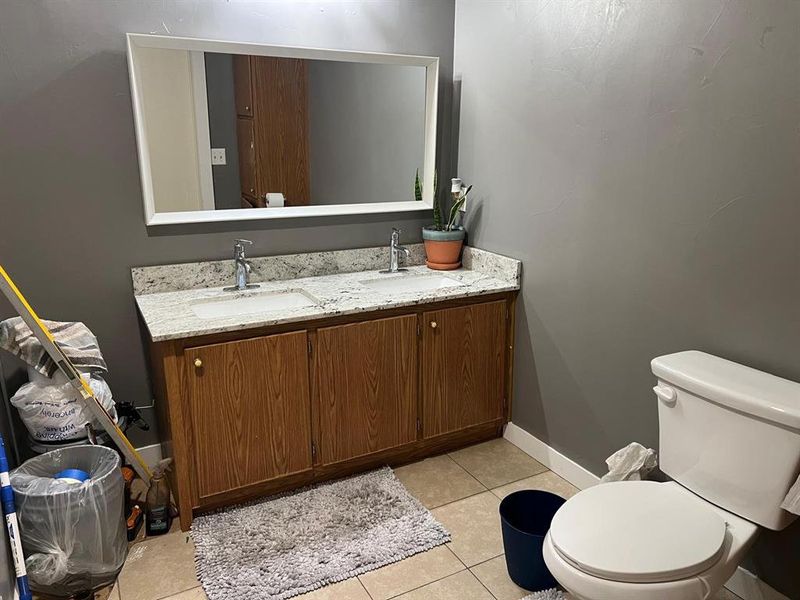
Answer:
xmin=152 ymin=583 xmax=202 ymax=600
xmin=428 ymin=487 xmax=488 ymax=511
xmin=485 ymin=467 xmax=553 ymax=494
xmin=444 ymin=541 xmax=469 ymax=569
xmin=445 ymin=453 xmax=494 ymax=492
xmin=447 ymin=447 xmax=552 ymax=492
xmin=357 ymin=576 xmax=377 ymax=600
xmin=470 ymin=567 xmax=502 ymax=600
xmin=380 ymin=566 xmax=469 ymax=599
xmin=469 ymin=553 xmax=504 ymax=570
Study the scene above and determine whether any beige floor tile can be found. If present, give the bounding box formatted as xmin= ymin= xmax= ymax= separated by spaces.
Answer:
xmin=470 ymin=555 xmax=530 ymax=600
xmin=449 ymin=439 xmax=547 ymax=488
xmin=492 ymin=470 xmax=579 ymax=501
xmin=116 ymin=530 xmax=198 ymax=600
xmin=394 ymin=454 xmax=486 ymax=508
xmin=394 ymin=570 xmax=493 ymax=600
xmin=159 ymin=587 xmax=207 ymax=600
xmin=295 ymin=577 xmax=371 ymax=599
xmin=432 ymin=491 xmax=504 ymax=567
xmin=357 ymin=545 xmax=463 ymax=600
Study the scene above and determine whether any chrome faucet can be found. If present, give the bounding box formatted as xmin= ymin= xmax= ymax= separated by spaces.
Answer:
xmin=224 ymin=239 xmax=259 ymax=291
xmin=382 ymin=228 xmax=410 ymax=273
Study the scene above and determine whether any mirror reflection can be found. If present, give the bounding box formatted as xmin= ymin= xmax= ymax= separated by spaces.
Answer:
xmin=135 ymin=47 xmax=427 ymax=213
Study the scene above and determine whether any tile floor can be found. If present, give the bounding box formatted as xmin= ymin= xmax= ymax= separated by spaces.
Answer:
xmin=104 ymin=439 xmax=743 ymax=600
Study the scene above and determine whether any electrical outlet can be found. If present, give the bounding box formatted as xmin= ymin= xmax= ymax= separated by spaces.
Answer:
xmin=210 ymin=148 xmax=227 ymax=166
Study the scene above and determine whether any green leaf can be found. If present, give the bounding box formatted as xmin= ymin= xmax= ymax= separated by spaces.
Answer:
xmin=414 ymin=169 xmax=423 ymax=202
xmin=433 ymin=194 xmax=442 ymax=230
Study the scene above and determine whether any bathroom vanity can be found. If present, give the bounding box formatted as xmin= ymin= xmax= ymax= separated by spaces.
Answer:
xmin=134 ymin=245 xmax=520 ymax=530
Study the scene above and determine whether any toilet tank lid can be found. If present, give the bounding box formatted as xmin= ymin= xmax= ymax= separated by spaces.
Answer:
xmin=652 ymin=351 xmax=800 ymax=431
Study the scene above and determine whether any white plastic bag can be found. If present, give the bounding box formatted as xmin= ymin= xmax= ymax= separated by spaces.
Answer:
xmin=10 ymin=374 xmax=117 ymax=441
xmin=600 ymin=442 xmax=657 ymax=483
xmin=781 ymin=476 xmax=800 ymax=515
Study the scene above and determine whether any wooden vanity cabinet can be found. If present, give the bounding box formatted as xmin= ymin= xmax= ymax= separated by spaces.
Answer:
xmin=149 ymin=293 xmax=516 ymax=530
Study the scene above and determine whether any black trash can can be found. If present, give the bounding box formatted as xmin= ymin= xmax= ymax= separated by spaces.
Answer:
xmin=499 ymin=489 xmax=566 ymax=591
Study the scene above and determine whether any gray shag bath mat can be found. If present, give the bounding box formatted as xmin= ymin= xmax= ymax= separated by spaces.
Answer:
xmin=523 ymin=590 xmax=566 ymax=600
xmin=191 ymin=467 xmax=450 ymax=600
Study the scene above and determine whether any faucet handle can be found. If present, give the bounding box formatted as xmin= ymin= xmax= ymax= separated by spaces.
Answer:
xmin=235 ymin=239 xmax=253 ymax=246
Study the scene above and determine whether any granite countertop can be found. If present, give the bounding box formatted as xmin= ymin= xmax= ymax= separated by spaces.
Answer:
xmin=133 ymin=244 xmax=521 ymax=342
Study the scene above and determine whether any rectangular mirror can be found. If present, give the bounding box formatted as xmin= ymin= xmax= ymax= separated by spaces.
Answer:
xmin=127 ymin=34 xmax=439 ymax=225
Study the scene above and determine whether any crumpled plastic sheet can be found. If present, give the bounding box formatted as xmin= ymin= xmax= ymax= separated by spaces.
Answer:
xmin=10 ymin=445 xmax=127 ymax=596
xmin=600 ymin=442 xmax=657 ymax=483
xmin=781 ymin=475 xmax=800 ymax=515
xmin=11 ymin=374 xmax=117 ymax=442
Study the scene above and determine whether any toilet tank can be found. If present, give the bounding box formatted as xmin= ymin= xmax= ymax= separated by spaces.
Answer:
xmin=652 ymin=351 xmax=800 ymax=530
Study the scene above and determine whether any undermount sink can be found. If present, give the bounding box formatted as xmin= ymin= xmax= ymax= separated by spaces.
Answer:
xmin=360 ymin=273 xmax=464 ymax=294
xmin=190 ymin=289 xmax=320 ymax=320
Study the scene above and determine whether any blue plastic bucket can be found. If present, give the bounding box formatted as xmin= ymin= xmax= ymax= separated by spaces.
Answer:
xmin=499 ymin=490 xmax=566 ymax=591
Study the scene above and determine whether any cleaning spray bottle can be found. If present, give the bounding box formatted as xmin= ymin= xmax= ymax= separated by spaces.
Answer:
xmin=145 ymin=458 xmax=173 ymax=536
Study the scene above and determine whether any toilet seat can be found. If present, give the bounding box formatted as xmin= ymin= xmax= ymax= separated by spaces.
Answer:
xmin=549 ymin=481 xmax=727 ymax=584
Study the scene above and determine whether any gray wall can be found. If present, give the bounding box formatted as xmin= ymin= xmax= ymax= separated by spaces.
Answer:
xmin=454 ymin=1 xmax=800 ymax=596
xmin=205 ymin=52 xmax=242 ymax=210
xmin=309 ymin=61 xmax=427 ymax=205
xmin=0 ymin=0 xmax=455 ymax=448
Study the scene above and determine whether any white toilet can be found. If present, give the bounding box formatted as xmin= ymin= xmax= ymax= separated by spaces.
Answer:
xmin=543 ymin=350 xmax=800 ymax=600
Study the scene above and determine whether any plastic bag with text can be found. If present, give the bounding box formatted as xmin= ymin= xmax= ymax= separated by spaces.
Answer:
xmin=10 ymin=374 xmax=117 ymax=441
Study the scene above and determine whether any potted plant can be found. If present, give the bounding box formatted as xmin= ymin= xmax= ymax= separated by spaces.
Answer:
xmin=418 ymin=171 xmax=472 ymax=270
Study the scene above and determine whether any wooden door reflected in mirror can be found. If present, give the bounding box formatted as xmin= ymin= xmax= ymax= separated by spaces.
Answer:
xmin=233 ymin=55 xmax=310 ymax=208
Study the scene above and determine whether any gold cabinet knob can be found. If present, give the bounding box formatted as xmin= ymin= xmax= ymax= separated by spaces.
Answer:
xmin=194 ymin=358 xmax=203 ymax=368
xmin=430 ymin=321 xmax=438 ymax=329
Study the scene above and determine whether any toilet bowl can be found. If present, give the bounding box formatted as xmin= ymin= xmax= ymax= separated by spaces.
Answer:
xmin=541 ymin=351 xmax=800 ymax=600
xmin=542 ymin=481 xmax=758 ymax=600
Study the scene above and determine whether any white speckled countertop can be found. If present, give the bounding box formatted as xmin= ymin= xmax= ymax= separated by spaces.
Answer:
xmin=133 ymin=244 xmax=520 ymax=342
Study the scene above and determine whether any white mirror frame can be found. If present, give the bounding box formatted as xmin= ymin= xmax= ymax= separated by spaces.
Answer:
xmin=126 ymin=34 xmax=439 ymax=226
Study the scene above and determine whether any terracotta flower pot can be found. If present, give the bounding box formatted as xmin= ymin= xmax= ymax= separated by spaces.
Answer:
xmin=422 ymin=227 xmax=466 ymax=270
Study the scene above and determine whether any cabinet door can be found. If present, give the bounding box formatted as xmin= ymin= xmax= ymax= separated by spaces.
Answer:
xmin=422 ymin=301 xmax=506 ymax=438
xmin=315 ymin=315 xmax=417 ymax=465
xmin=185 ymin=331 xmax=312 ymax=499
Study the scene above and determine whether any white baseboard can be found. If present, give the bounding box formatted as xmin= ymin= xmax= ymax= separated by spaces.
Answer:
xmin=503 ymin=422 xmax=600 ymax=490
xmin=135 ymin=442 xmax=163 ymax=469
xmin=502 ymin=422 xmax=790 ymax=600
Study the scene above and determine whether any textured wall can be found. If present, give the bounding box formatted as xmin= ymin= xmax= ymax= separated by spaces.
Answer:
xmin=308 ymin=61 xmax=427 ymax=205
xmin=0 ymin=0 xmax=455 ymax=447
xmin=205 ymin=52 xmax=242 ymax=210
xmin=454 ymin=1 xmax=800 ymax=595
